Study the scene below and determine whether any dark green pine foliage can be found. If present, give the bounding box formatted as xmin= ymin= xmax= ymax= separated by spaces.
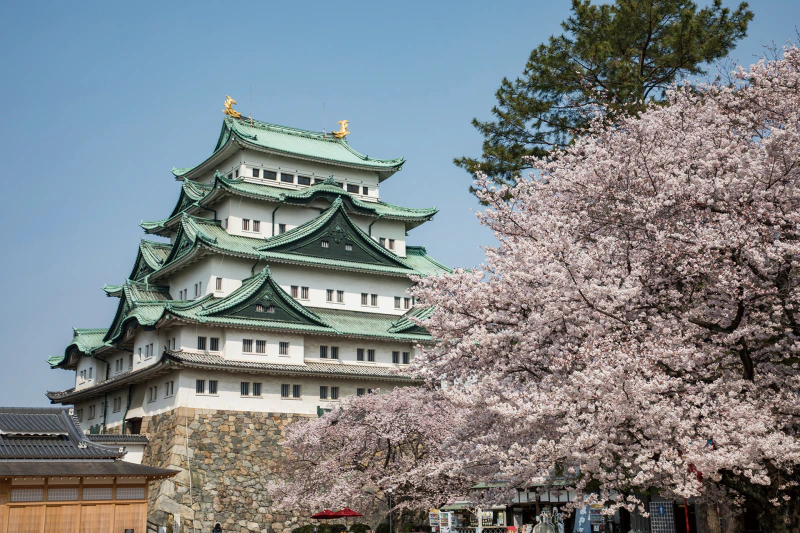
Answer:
xmin=455 ymin=0 xmax=753 ymax=195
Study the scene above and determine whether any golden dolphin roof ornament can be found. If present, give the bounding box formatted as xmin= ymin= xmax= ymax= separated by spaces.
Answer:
xmin=332 ymin=119 xmax=350 ymax=139
xmin=223 ymin=95 xmax=242 ymax=119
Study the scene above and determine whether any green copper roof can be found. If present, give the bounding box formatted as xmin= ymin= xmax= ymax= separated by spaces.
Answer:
xmin=388 ymin=306 xmax=435 ymax=334
xmin=127 ymin=240 xmax=173 ymax=281
xmin=149 ymin=208 xmax=450 ymax=281
xmin=141 ymin=174 xmax=436 ymax=236
xmin=49 ymin=328 xmax=112 ymax=370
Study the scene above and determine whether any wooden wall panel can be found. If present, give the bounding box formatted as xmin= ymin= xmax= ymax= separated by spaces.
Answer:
xmin=113 ymin=503 xmax=146 ymax=532
xmin=80 ymin=504 xmax=113 ymax=533
xmin=7 ymin=506 xmax=44 ymax=533
xmin=44 ymin=505 xmax=79 ymax=533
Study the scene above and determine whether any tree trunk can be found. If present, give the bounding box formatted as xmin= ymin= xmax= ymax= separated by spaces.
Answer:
xmin=698 ymin=504 xmax=719 ymax=533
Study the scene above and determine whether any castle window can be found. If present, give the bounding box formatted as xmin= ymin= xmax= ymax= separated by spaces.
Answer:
xmin=314 ymin=178 xmax=324 ymax=184
xmin=148 ymin=386 xmax=157 ymax=402
xmin=216 ymin=277 xmax=223 ymax=291
xmin=394 ymin=297 xmax=401 ymax=309
xmin=256 ymin=340 xmax=266 ymax=354
xmin=331 ymin=346 xmax=339 ymax=359
xmin=240 ymin=382 xmax=250 ymax=396
xmin=243 ymin=339 xmax=253 ymax=352
xmin=388 ymin=239 xmax=395 ymax=250
xmin=320 ymin=386 xmax=328 ymax=399
xmin=195 ymin=282 xmax=202 ymax=297
xmin=336 ymin=290 xmax=344 ymax=303
xmin=253 ymin=383 xmax=262 ymax=397
xmin=279 ymin=342 xmax=289 ymax=355
xmin=321 ymin=240 xmax=329 ymax=248
xmin=252 ymin=168 xmax=260 ymax=178
xmin=235 ymin=169 xmax=239 ymax=178
xmin=346 ymin=184 xmax=359 ymax=194
xmin=291 ymin=285 xmax=299 ymax=298
xmin=170 ymin=338 xmax=176 ymax=350
xmin=88 ymin=405 xmax=96 ymax=419
xmin=279 ymin=224 xmax=287 ymax=234
xmin=76 ymin=409 xmax=83 ymax=422
xmin=112 ymin=397 xmax=122 ymax=412
xmin=264 ymin=170 xmax=277 ymax=180
xmin=281 ymin=173 xmax=294 ymax=183
xmin=392 ymin=351 xmax=400 ymax=364
xmin=209 ymin=380 xmax=218 ymax=394
xmin=371 ymin=294 xmax=378 ymax=306
xmin=357 ymin=349 xmax=364 ymax=361
xmin=320 ymin=345 xmax=328 ymax=358
xmin=345 ymin=243 xmax=352 ymax=252
xmin=402 ymin=352 xmax=410 ymax=365
xmin=281 ymin=384 xmax=290 ymax=398
xmin=210 ymin=337 xmax=219 ymax=352
xmin=292 ymin=384 xmax=301 ymax=398
xmin=196 ymin=380 xmax=205 ymax=394
xmin=298 ymin=176 xmax=311 ymax=186
xmin=197 ymin=337 xmax=207 ymax=350
xmin=165 ymin=381 xmax=174 ymax=397
xmin=336 ymin=182 xmax=343 ymax=189
xmin=242 ymin=219 xmax=250 ymax=231
xmin=357 ymin=388 xmax=365 ymax=397
xmin=88 ymin=367 xmax=92 ymax=380
xmin=331 ymin=387 xmax=340 ymax=400
xmin=326 ymin=289 xmax=334 ymax=302
xmin=368 ymin=349 xmax=376 ymax=362
xmin=362 ymin=186 xmax=369 ymax=195
xmin=361 ymin=293 xmax=368 ymax=306
xmin=301 ymin=286 xmax=309 ymax=299
xmin=253 ymin=220 xmax=261 ymax=232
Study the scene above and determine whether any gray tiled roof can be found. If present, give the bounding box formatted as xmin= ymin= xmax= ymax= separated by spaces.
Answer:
xmin=86 ymin=434 xmax=149 ymax=444
xmin=0 ymin=407 xmax=125 ymax=460
xmin=0 ymin=461 xmax=177 ymax=478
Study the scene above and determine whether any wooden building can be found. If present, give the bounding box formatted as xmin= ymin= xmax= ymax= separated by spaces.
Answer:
xmin=0 ymin=407 xmax=176 ymax=533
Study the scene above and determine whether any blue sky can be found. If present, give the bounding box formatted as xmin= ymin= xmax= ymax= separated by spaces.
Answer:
xmin=0 ymin=0 xmax=797 ymax=406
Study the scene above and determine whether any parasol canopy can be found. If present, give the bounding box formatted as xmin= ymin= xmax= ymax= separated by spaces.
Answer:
xmin=312 ymin=510 xmax=339 ymax=519
xmin=334 ymin=508 xmax=363 ymax=518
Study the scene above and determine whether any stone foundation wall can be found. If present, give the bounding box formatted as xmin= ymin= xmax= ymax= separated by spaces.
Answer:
xmin=140 ymin=407 xmax=315 ymax=533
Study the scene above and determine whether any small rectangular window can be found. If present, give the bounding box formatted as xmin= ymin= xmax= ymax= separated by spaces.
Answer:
xmin=337 ymin=290 xmax=344 ymax=303
xmin=388 ymin=239 xmax=395 ymax=250
xmin=326 ymin=289 xmax=334 ymax=302
xmin=279 ymin=223 xmax=287 ymax=234
xmin=298 ymin=176 xmax=311 ymax=186
xmin=392 ymin=351 xmax=400 ymax=364
xmin=264 ymin=170 xmax=277 ymax=180
xmin=281 ymin=384 xmax=290 ymax=398
xmin=235 ymin=169 xmax=239 ymax=178
xmin=314 ymin=178 xmax=324 ymax=184
xmin=279 ymin=342 xmax=289 ymax=355
xmin=368 ymin=349 xmax=375 ymax=362
xmin=321 ymin=240 xmax=330 ymax=248
xmin=336 ymin=182 xmax=343 ymax=189
xmin=361 ymin=293 xmax=368 ymax=306
xmin=404 ymin=297 xmax=411 ymax=309
xmin=196 ymin=379 xmax=206 ymax=393
xmin=371 ymin=294 xmax=378 ymax=306
xmin=197 ymin=337 xmax=207 ymax=350
xmin=346 ymin=184 xmax=359 ymax=193
xmin=256 ymin=340 xmax=266 ymax=354
xmin=357 ymin=348 xmax=365 ymax=361
xmin=253 ymin=220 xmax=261 ymax=232
xmin=242 ymin=219 xmax=250 ymax=231
xmin=170 ymin=338 xmax=175 ymax=350
xmin=320 ymin=386 xmax=328 ymax=399
xmin=395 ymin=297 xmax=401 ymax=309
xmin=331 ymin=387 xmax=340 ymax=400
xmin=402 ymin=352 xmax=410 ymax=365
xmin=216 ymin=277 xmax=223 ymax=291
xmin=241 ymin=382 xmax=250 ymax=396
xmin=292 ymin=384 xmax=301 ymax=398
xmin=252 ymin=168 xmax=260 ymax=178
xmin=345 ymin=243 xmax=353 ymax=251
xmin=357 ymin=388 xmax=365 ymax=397
xmin=243 ymin=339 xmax=253 ymax=353
xmin=291 ymin=285 xmax=299 ymax=298
xmin=209 ymin=380 xmax=218 ymax=394
xmin=320 ymin=346 xmax=328 ymax=358
xmin=379 ymin=237 xmax=386 ymax=247
xmin=301 ymin=286 xmax=309 ymax=299
xmin=331 ymin=346 xmax=339 ymax=359
xmin=88 ymin=367 xmax=93 ymax=379
xmin=281 ymin=173 xmax=294 ymax=183
xmin=210 ymin=337 xmax=219 ymax=351
xmin=362 ymin=186 xmax=369 ymax=195
xmin=253 ymin=382 xmax=262 ymax=396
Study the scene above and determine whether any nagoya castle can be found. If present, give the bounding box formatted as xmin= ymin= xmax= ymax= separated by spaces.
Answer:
xmin=46 ymin=98 xmax=449 ymax=532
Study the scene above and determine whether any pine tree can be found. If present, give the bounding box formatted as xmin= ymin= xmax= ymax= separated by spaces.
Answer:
xmin=455 ymin=0 xmax=753 ymax=195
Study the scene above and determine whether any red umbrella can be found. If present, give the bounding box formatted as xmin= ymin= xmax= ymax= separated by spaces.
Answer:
xmin=336 ymin=509 xmax=363 ymax=518
xmin=312 ymin=510 xmax=339 ymax=520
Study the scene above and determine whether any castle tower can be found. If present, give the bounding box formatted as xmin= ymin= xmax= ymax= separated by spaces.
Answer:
xmin=46 ymin=111 xmax=449 ymax=531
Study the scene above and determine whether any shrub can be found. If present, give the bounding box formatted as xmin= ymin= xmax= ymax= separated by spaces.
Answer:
xmin=350 ymin=523 xmax=370 ymax=533
xmin=375 ymin=524 xmax=390 ymax=533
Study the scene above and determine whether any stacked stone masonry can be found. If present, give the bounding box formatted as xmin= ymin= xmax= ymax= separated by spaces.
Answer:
xmin=140 ymin=407 xmax=314 ymax=533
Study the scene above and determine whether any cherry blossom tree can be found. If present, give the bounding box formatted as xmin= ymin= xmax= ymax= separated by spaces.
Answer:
xmin=273 ymin=47 xmax=800 ymax=530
